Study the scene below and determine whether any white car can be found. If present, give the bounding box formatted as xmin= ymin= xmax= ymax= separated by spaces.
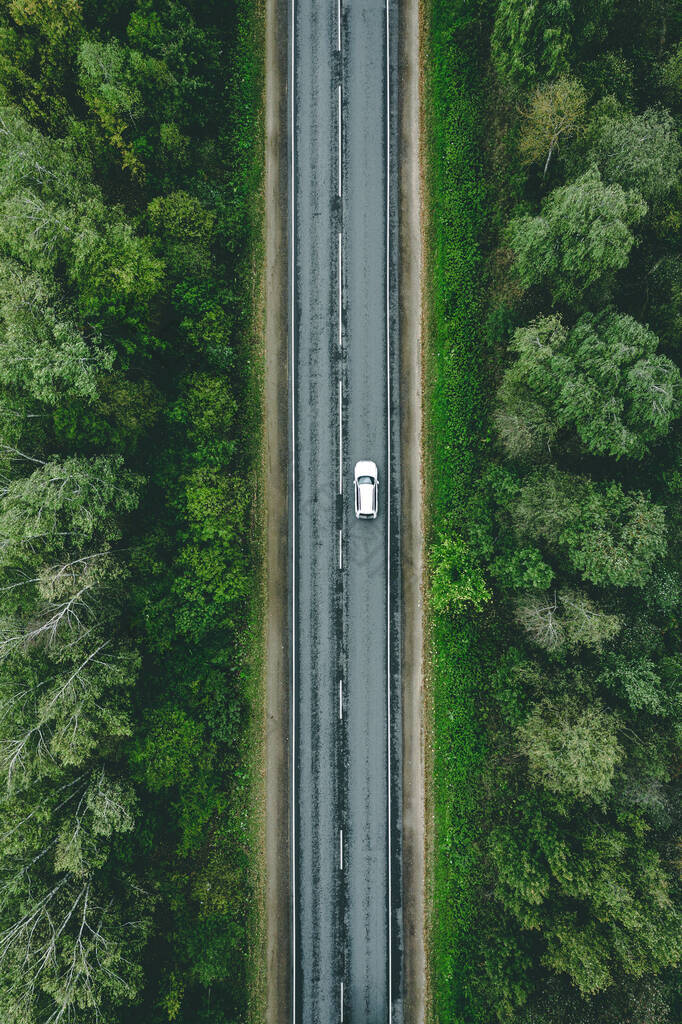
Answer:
xmin=354 ymin=460 xmax=378 ymax=519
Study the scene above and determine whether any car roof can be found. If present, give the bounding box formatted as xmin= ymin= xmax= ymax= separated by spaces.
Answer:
xmin=357 ymin=481 xmax=375 ymax=513
xmin=354 ymin=460 xmax=377 ymax=479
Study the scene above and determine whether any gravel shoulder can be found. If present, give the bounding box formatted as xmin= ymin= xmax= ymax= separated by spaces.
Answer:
xmin=399 ymin=0 xmax=426 ymax=1018
xmin=264 ymin=0 xmax=290 ymax=1018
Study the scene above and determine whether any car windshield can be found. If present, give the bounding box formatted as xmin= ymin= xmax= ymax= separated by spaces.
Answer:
xmin=358 ymin=476 xmax=373 ymax=485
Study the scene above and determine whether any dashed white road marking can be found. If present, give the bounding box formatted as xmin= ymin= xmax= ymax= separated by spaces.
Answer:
xmin=338 ymin=232 xmax=342 ymax=348
xmin=340 ymin=829 xmax=343 ymax=870
xmin=338 ymin=85 xmax=342 ymax=196
xmin=339 ymin=529 xmax=343 ymax=570
xmin=339 ymin=678 xmax=343 ymax=719
xmin=338 ymin=379 xmax=343 ymax=493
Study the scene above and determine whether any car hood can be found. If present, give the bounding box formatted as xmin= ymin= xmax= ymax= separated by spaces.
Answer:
xmin=355 ymin=460 xmax=378 ymax=479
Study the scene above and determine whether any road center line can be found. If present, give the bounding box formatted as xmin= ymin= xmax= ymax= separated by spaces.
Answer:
xmin=338 ymin=85 xmax=342 ymax=196
xmin=338 ymin=379 xmax=343 ymax=493
xmin=338 ymin=232 xmax=342 ymax=348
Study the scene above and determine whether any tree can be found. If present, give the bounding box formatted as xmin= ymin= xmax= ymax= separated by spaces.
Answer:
xmin=599 ymin=657 xmax=668 ymax=715
xmin=646 ymin=255 xmax=682 ymax=345
xmin=560 ymin=484 xmax=666 ymax=588
xmin=559 ymin=311 xmax=680 ymax=457
xmin=0 ymin=261 xmax=113 ymax=405
xmin=170 ymin=374 xmax=236 ymax=466
xmin=519 ymin=973 xmax=674 ymax=1024
xmin=78 ymin=39 xmax=175 ymax=177
xmin=494 ymin=398 xmax=559 ymax=462
xmin=0 ymin=555 xmax=116 ymax=660
xmin=8 ymin=0 xmax=81 ymax=39
xmin=491 ymin=0 xmax=616 ymax=88
xmin=0 ymin=643 xmax=138 ymax=786
xmin=78 ymin=39 xmax=143 ymax=128
xmin=489 ymin=546 xmax=555 ymax=591
xmin=0 ymin=106 xmax=164 ymax=339
xmin=490 ymin=805 xmax=682 ymax=997
xmin=496 ymin=312 xmax=681 ymax=460
xmin=513 ymin=469 xmax=667 ymax=588
xmin=171 ymin=468 xmax=251 ymax=640
xmin=0 ymin=448 xmax=146 ymax=1022
xmin=516 ymin=698 xmax=623 ymax=802
xmin=519 ymin=78 xmax=587 ymax=177
xmin=587 ymin=106 xmax=682 ymax=201
xmin=0 ymin=456 xmax=142 ymax=696
xmin=491 ymin=0 xmax=574 ymax=87
xmin=147 ymin=191 xmax=216 ymax=280
xmin=508 ymin=167 xmax=647 ymax=304
xmin=515 ymin=588 xmax=621 ymax=653
xmin=495 ymin=315 xmax=569 ymax=460
xmin=0 ymin=456 xmax=142 ymax=568
xmin=0 ymin=768 xmax=150 ymax=1024
xmin=133 ymin=707 xmax=206 ymax=793
xmin=661 ymin=41 xmax=682 ymax=102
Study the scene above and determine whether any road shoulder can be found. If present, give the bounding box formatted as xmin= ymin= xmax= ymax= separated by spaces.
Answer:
xmin=264 ymin=0 xmax=290 ymax=1018
xmin=399 ymin=0 xmax=426 ymax=1018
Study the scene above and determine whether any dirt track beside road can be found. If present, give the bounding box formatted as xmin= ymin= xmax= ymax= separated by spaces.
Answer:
xmin=264 ymin=0 xmax=290 ymax=1018
xmin=399 ymin=0 xmax=426 ymax=1017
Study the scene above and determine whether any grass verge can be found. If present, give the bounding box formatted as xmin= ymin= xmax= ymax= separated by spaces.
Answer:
xmin=225 ymin=2 xmax=267 ymax=1018
xmin=423 ymin=2 xmax=488 ymax=1021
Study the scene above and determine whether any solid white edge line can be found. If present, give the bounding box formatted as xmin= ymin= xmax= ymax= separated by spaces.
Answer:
xmin=290 ymin=0 xmax=296 ymax=1019
xmin=338 ymin=85 xmax=342 ymax=196
xmin=386 ymin=2 xmax=392 ymax=1022
xmin=339 ymin=379 xmax=343 ymax=493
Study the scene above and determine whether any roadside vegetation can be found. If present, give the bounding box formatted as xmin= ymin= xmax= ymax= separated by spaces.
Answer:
xmin=423 ymin=1 xmax=488 ymax=1018
xmin=426 ymin=2 xmax=682 ymax=1022
xmin=0 ymin=2 xmax=264 ymax=1023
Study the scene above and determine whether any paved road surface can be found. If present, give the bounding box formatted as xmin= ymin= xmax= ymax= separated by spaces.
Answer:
xmin=289 ymin=0 xmax=401 ymax=1021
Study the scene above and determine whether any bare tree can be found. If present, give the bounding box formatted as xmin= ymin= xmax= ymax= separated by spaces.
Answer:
xmin=515 ymin=588 xmax=621 ymax=652
xmin=0 ymin=583 xmax=98 ymax=656
xmin=515 ymin=589 xmax=564 ymax=650
xmin=519 ymin=77 xmax=587 ymax=177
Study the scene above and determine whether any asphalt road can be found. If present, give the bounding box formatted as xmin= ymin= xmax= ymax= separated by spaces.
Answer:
xmin=289 ymin=1 xmax=401 ymax=1022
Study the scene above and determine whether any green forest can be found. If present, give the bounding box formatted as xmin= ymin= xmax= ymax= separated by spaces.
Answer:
xmin=426 ymin=1 xmax=682 ymax=1022
xmin=1 ymin=0 xmax=681 ymax=1021
xmin=0 ymin=1 xmax=264 ymax=1023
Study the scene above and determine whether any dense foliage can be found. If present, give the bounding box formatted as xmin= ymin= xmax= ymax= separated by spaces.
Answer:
xmin=423 ymin=1 xmax=488 ymax=1018
xmin=427 ymin=1 xmax=682 ymax=1022
xmin=0 ymin=2 xmax=264 ymax=1022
